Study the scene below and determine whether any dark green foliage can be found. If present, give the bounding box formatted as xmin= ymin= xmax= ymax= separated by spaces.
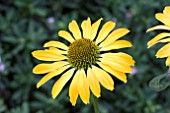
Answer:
xmin=0 ymin=0 xmax=170 ymax=113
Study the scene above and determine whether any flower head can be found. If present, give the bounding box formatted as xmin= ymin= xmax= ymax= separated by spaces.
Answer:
xmin=125 ymin=12 xmax=133 ymax=19
xmin=131 ymin=66 xmax=138 ymax=75
xmin=32 ymin=17 xmax=135 ymax=106
xmin=147 ymin=6 xmax=170 ymax=66
xmin=47 ymin=17 xmax=55 ymax=24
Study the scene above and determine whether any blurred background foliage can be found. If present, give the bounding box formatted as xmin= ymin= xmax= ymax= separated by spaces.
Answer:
xmin=0 ymin=0 xmax=170 ymax=113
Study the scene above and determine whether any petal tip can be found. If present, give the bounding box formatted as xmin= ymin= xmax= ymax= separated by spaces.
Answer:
xmin=95 ymin=94 xmax=101 ymax=98
xmin=127 ymin=29 xmax=130 ymax=33
xmin=58 ymin=30 xmax=62 ymax=36
xmin=32 ymin=66 xmax=38 ymax=74
xmin=155 ymin=54 xmax=160 ymax=58
xmin=72 ymin=104 xmax=76 ymax=106
xmin=52 ymin=94 xmax=56 ymax=99
xmin=146 ymin=29 xmax=150 ymax=33
xmin=36 ymin=84 xmax=40 ymax=89
xmin=32 ymin=69 xmax=36 ymax=74
xmin=110 ymin=87 xmax=114 ymax=91
xmin=123 ymin=79 xmax=127 ymax=83
xmin=97 ymin=95 xmax=101 ymax=98
xmin=70 ymin=101 xmax=76 ymax=106
xmin=100 ymin=17 xmax=103 ymax=20
xmin=31 ymin=51 xmax=36 ymax=56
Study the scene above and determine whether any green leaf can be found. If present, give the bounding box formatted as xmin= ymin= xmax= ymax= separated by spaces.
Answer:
xmin=21 ymin=102 xmax=29 ymax=113
xmin=0 ymin=99 xmax=7 ymax=112
xmin=149 ymin=72 xmax=170 ymax=91
xmin=14 ymin=0 xmax=29 ymax=7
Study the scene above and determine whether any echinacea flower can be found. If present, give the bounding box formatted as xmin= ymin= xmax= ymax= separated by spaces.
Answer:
xmin=147 ymin=6 xmax=170 ymax=66
xmin=32 ymin=17 xmax=135 ymax=106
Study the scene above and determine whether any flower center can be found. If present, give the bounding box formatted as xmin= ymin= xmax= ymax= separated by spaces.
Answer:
xmin=68 ymin=38 xmax=100 ymax=70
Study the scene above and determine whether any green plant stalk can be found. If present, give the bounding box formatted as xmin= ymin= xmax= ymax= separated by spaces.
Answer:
xmin=92 ymin=94 xmax=99 ymax=113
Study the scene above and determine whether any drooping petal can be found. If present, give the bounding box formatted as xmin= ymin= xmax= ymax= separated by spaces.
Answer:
xmin=97 ymin=62 xmax=127 ymax=83
xmin=90 ymin=18 xmax=103 ymax=41
xmin=156 ymin=13 xmax=170 ymax=27
xmin=69 ymin=70 xmax=79 ymax=106
xmin=81 ymin=17 xmax=91 ymax=39
xmin=147 ymin=32 xmax=170 ymax=48
xmin=90 ymin=65 xmax=114 ymax=91
xmin=69 ymin=20 xmax=82 ymax=40
xmin=146 ymin=25 xmax=170 ymax=33
xmin=100 ymin=28 xmax=130 ymax=47
xmin=101 ymin=52 xmax=135 ymax=66
xmin=166 ymin=56 xmax=170 ymax=66
xmin=58 ymin=30 xmax=75 ymax=43
xmin=77 ymin=69 xmax=90 ymax=104
xmin=87 ymin=68 xmax=101 ymax=97
xmin=95 ymin=21 xmax=116 ymax=44
xmin=99 ymin=58 xmax=132 ymax=73
xmin=52 ymin=68 xmax=75 ymax=99
xmin=33 ymin=61 xmax=69 ymax=74
xmin=156 ymin=42 xmax=170 ymax=58
xmin=37 ymin=65 xmax=70 ymax=88
xmin=44 ymin=41 xmax=68 ymax=50
xmin=32 ymin=50 xmax=67 ymax=61
xmin=100 ymin=40 xmax=132 ymax=51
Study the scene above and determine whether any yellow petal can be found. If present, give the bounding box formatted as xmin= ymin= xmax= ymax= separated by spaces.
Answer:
xmin=100 ymin=40 xmax=132 ymax=51
xmin=99 ymin=58 xmax=132 ymax=73
xmin=77 ymin=69 xmax=90 ymax=104
xmin=159 ymin=37 xmax=170 ymax=43
xmin=48 ymin=47 xmax=68 ymax=54
xmin=146 ymin=25 xmax=170 ymax=33
xmin=44 ymin=41 xmax=68 ymax=50
xmin=52 ymin=68 xmax=75 ymax=99
xmin=58 ymin=30 xmax=75 ymax=43
xmin=69 ymin=20 xmax=82 ymax=40
xmin=91 ymin=65 xmax=114 ymax=91
xmin=87 ymin=68 xmax=101 ymax=97
xmin=100 ymin=28 xmax=130 ymax=47
xmin=81 ymin=17 xmax=91 ymax=39
xmin=101 ymin=52 xmax=135 ymax=66
xmin=163 ymin=6 xmax=170 ymax=14
xmin=90 ymin=18 xmax=103 ymax=41
xmin=32 ymin=50 xmax=67 ymax=61
xmin=156 ymin=13 xmax=170 ymax=27
xmin=33 ymin=61 xmax=69 ymax=74
xmin=148 ymin=37 xmax=170 ymax=48
xmin=97 ymin=62 xmax=127 ymax=83
xmin=69 ymin=70 xmax=79 ymax=106
xmin=166 ymin=56 xmax=170 ymax=66
xmin=156 ymin=42 xmax=170 ymax=58
xmin=95 ymin=21 xmax=116 ymax=44
xmin=48 ymin=47 xmax=67 ymax=54
xmin=37 ymin=65 xmax=70 ymax=88
xmin=147 ymin=32 xmax=170 ymax=48
xmin=33 ymin=63 xmax=54 ymax=74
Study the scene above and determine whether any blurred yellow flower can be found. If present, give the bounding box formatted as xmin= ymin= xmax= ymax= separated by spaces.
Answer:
xmin=32 ymin=17 xmax=135 ymax=106
xmin=147 ymin=6 xmax=170 ymax=66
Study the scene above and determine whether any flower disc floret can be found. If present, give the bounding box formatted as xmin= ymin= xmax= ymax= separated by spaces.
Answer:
xmin=68 ymin=38 xmax=100 ymax=69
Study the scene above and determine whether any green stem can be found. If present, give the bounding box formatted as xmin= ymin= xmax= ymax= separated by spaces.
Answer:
xmin=92 ymin=95 xmax=99 ymax=113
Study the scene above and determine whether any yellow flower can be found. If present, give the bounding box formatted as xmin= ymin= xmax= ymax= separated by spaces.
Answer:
xmin=32 ymin=17 xmax=135 ymax=106
xmin=147 ymin=6 xmax=170 ymax=66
